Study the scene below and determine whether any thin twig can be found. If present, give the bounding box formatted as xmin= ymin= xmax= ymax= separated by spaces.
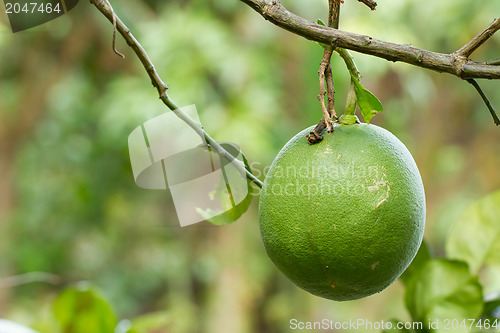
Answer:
xmin=326 ymin=0 xmax=340 ymax=118
xmin=325 ymin=63 xmax=335 ymax=119
xmin=239 ymin=0 xmax=500 ymax=79
xmin=485 ymin=58 xmax=500 ymax=66
xmin=455 ymin=18 xmax=500 ymax=58
xmin=358 ymin=0 xmax=377 ymax=10
xmin=467 ymin=79 xmax=500 ymax=126
xmin=103 ymin=0 xmax=124 ymax=58
xmin=308 ymin=0 xmax=340 ymax=144
xmin=317 ymin=48 xmax=334 ymax=132
xmin=90 ymin=0 xmax=263 ymax=188
xmin=0 ymin=272 xmax=60 ymax=288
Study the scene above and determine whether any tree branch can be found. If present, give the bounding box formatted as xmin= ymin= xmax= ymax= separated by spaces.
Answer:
xmin=0 ymin=272 xmax=59 ymax=288
xmin=454 ymin=18 xmax=500 ymax=58
xmin=239 ymin=0 xmax=500 ymax=80
xmin=90 ymin=0 xmax=263 ymax=188
xmin=358 ymin=0 xmax=377 ymax=11
xmin=330 ymin=0 xmax=340 ymax=29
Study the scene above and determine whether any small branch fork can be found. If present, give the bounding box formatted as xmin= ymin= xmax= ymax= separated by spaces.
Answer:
xmin=454 ymin=18 xmax=500 ymax=59
xmin=240 ymin=0 xmax=500 ymax=79
xmin=240 ymin=0 xmax=500 ymax=126
xmin=89 ymin=0 xmax=264 ymax=188
xmin=454 ymin=18 xmax=500 ymax=126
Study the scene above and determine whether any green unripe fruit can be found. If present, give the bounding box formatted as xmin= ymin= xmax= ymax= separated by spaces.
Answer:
xmin=258 ymin=123 xmax=425 ymax=301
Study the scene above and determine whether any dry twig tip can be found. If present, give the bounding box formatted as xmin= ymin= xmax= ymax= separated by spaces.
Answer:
xmin=103 ymin=0 xmax=125 ymax=58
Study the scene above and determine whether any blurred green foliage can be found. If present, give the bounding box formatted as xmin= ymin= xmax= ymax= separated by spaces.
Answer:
xmin=1 ymin=0 xmax=500 ymax=332
xmin=53 ymin=284 xmax=117 ymax=332
xmin=405 ymin=259 xmax=483 ymax=332
xmin=447 ymin=190 xmax=500 ymax=273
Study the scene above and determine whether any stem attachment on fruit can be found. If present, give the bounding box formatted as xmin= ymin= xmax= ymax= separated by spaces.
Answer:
xmin=306 ymin=118 xmax=327 ymax=145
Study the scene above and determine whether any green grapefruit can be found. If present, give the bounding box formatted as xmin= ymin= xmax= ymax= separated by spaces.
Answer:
xmin=258 ymin=122 xmax=425 ymax=301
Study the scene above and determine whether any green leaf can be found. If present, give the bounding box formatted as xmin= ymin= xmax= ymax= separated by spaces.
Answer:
xmin=400 ymin=238 xmax=432 ymax=285
xmin=53 ymin=283 xmax=117 ymax=333
xmin=196 ymin=144 xmax=254 ymax=226
xmin=351 ymin=74 xmax=383 ymax=123
xmin=446 ymin=190 xmax=500 ymax=274
xmin=405 ymin=259 xmax=483 ymax=333
xmin=316 ymin=19 xmax=326 ymax=49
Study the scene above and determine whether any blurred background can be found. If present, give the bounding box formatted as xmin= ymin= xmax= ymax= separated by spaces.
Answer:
xmin=0 ymin=0 xmax=499 ymax=332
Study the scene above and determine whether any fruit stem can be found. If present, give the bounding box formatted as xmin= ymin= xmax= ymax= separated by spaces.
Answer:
xmin=344 ymin=79 xmax=357 ymax=116
xmin=336 ymin=48 xmax=361 ymax=80
xmin=336 ymin=48 xmax=361 ymax=120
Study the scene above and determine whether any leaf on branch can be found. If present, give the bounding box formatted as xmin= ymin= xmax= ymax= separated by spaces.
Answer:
xmin=196 ymin=146 xmax=254 ymax=226
xmin=351 ymin=74 xmax=383 ymax=123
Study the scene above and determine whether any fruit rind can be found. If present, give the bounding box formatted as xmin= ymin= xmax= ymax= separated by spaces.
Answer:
xmin=258 ymin=123 xmax=426 ymax=301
